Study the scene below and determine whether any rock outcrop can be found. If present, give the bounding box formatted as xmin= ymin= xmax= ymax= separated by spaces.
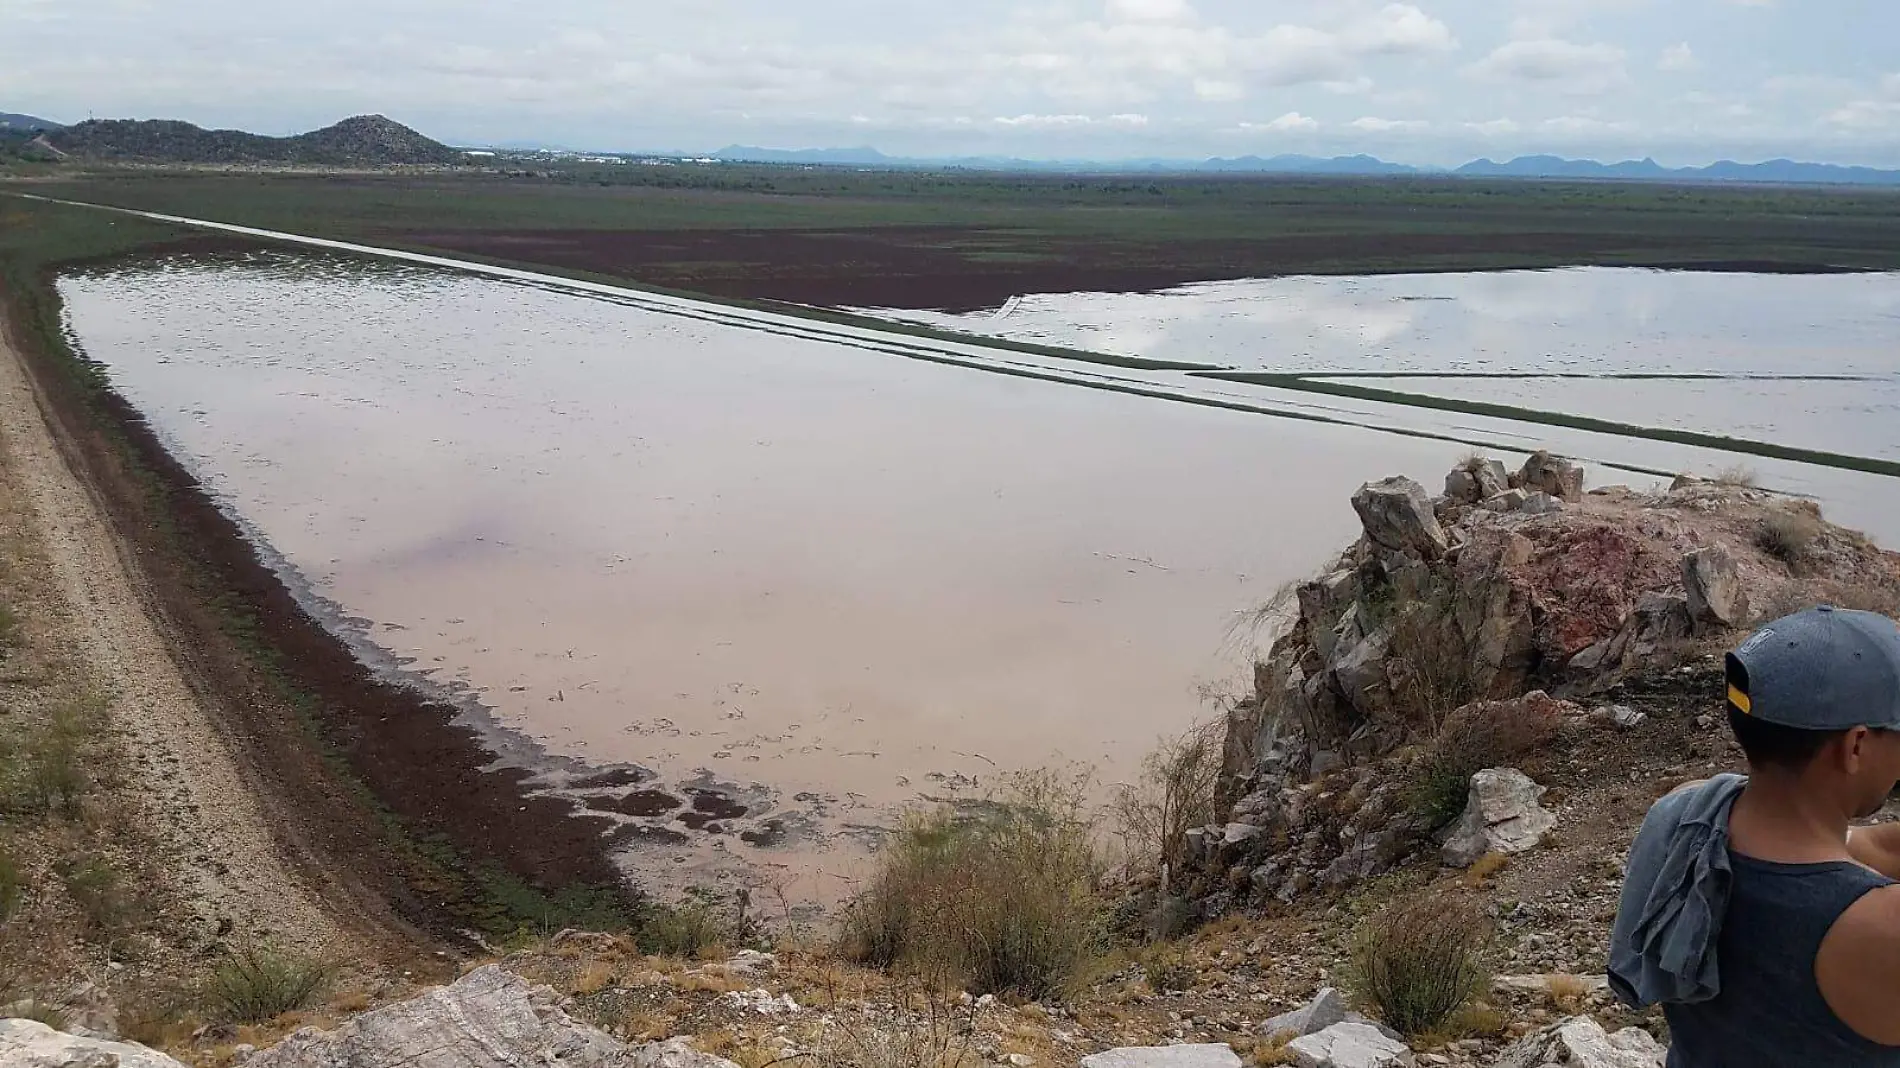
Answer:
xmin=0 ymin=1019 xmax=187 ymax=1068
xmin=1440 ymin=768 xmax=1557 ymax=868
xmin=1493 ymin=1016 xmax=1666 ymax=1068
xmin=247 ymin=965 xmax=689 ymax=1068
xmin=1260 ymin=988 xmax=1351 ymax=1039
xmin=1195 ymin=455 xmax=1900 ymax=901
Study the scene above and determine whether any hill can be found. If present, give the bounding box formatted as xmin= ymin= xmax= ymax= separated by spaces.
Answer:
xmin=0 ymin=111 xmax=62 ymax=131
xmin=1456 ymin=154 xmax=1900 ymax=185
xmin=46 ymin=114 xmax=464 ymax=166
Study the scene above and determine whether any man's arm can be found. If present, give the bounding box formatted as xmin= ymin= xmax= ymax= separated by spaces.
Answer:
xmin=1847 ymin=822 xmax=1900 ymax=880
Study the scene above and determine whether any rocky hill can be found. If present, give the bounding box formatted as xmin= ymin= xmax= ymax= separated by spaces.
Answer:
xmin=44 ymin=115 xmax=464 ymax=166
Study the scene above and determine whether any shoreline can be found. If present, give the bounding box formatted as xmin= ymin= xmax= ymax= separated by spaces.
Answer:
xmin=0 ymin=255 xmax=645 ymax=942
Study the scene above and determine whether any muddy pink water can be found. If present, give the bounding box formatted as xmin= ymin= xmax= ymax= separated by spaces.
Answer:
xmin=58 ymin=254 xmax=1471 ymax=902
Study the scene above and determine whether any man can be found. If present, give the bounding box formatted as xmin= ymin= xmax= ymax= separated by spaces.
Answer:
xmin=1611 ymin=606 xmax=1900 ymax=1067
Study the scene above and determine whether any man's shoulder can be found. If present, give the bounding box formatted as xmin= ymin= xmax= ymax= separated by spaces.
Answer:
xmin=1829 ymin=882 xmax=1900 ymax=943
xmin=1817 ymin=884 xmax=1900 ymax=1045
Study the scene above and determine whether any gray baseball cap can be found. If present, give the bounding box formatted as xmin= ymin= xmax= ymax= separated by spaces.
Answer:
xmin=1727 ymin=606 xmax=1900 ymax=731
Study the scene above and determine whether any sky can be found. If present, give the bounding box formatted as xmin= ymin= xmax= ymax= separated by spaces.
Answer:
xmin=4 ymin=0 xmax=1899 ymax=166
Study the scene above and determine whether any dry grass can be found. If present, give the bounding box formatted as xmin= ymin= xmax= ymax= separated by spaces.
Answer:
xmin=1756 ymin=511 xmax=1822 ymax=569
xmin=1409 ymin=699 xmax=1561 ymax=829
xmin=1137 ymin=943 xmax=1195 ymax=993
xmin=1348 ymin=895 xmax=1492 ymax=1037
xmin=1758 ymin=575 xmax=1900 ymax=622
xmin=1415 ymin=1002 xmax=1510 ymax=1048
xmin=1711 ymin=465 xmax=1760 ymax=488
xmin=1461 ymin=852 xmax=1511 ymax=888
xmin=571 ymin=960 xmax=617 ymax=996
xmin=837 ymin=771 xmax=1106 ymax=1000
xmin=1235 ymin=1034 xmax=1297 ymax=1066
xmin=817 ymin=972 xmax=981 ymax=1068
xmin=1544 ymin=974 xmax=1590 ymax=1014
xmin=1110 ymin=718 xmax=1225 ymax=888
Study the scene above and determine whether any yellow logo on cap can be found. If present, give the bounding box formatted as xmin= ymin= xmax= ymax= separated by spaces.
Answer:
xmin=1729 ymin=684 xmax=1752 ymax=715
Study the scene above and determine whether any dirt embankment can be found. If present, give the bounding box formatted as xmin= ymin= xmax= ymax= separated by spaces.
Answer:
xmin=0 ymin=277 xmax=638 ymax=950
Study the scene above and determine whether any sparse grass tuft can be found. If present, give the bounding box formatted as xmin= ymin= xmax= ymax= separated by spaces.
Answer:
xmin=1408 ymin=699 xmax=1560 ymax=829
xmin=1348 ymin=895 xmax=1491 ymax=1038
xmin=634 ymin=891 xmax=732 ymax=958
xmin=819 ymin=972 xmax=979 ymax=1068
xmin=60 ymin=855 xmax=135 ymax=937
xmin=204 ymin=943 xmax=333 ymax=1023
xmin=838 ymin=770 xmax=1106 ymax=1000
xmin=1545 ymin=974 xmax=1590 ymax=1014
xmin=9 ymin=1001 xmax=69 ymax=1030
xmin=1756 ymin=511 xmax=1821 ymax=569
xmin=1461 ymin=852 xmax=1511 ymax=887
xmin=570 ymin=960 xmax=616 ymax=996
xmin=1237 ymin=1034 xmax=1297 ymax=1066
xmin=1712 ymin=465 xmax=1760 ymax=488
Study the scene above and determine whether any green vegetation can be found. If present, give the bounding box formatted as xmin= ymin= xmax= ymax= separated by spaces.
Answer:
xmin=1348 ymin=895 xmax=1491 ymax=1037
xmin=839 ymin=771 xmax=1106 ymax=1000
xmin=0 ymin=837 xmax=21 ymax=922
xmin=60 ymin=855 xmax=138 ymax=937
xmin=204 ymin=943 xmax=333 ymax=1023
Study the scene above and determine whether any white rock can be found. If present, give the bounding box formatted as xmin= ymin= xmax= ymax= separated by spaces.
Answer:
xmin=1080 ymin=1045 xmax=1243 ymax=1068
xmin=631 ymin=1038 xmax=743 ymax=1068
xmin=246 ymin=965 xmax=628 ymax=1068
xmin=1682 ymin=545 xmax=1748 ymax=629
xmin=716 ymin=990 xmax=799 ymax=1016
xmin=724 ymin=950 xmax=779 ymax=977
xmin=1285 ymin=1022 xmax=1414 ymax=1068
xmin=1492 ymin=974 xmax=1610 ymax=996
xmin=1492 ymin=1016 xmax=1665 ymax=1068
xmin=1260 ymin=988 xmax=1349 ymax=1039
xmin=1520 ymin=492 xmax=1564 ymax=515
xmin=1442 ymin=768 xmax=1557 ymax=868
xmin=1482 ymin=489 xmax=1529 ymax=513
xmin=1005 ymin=1055 xmax=1037 ymax=1068
xmin=1352 ymin=477 xmax=1450 ymax=560
xmin=0 ymin=1018 xmax=188 ymax=1068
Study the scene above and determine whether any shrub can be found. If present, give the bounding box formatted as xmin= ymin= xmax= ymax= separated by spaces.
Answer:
xmin=1348 ymin=896 xmax=1491 ymax=1037
xmin=1111 ymin=719 xmax=1225 ymax=886
xmin=1756 ymin=512 xmax=1821 ymax=568
xmin=820 ymin=973 xmax=978 ymax=1068
xmin=204 ymin=944 xmax=332 ymax=1023
xmin=1408 ymin=699 xmax=1560 ymax=829
xmin=838 ymin=771 xmax=1106 ymax=1000
xmin=1711 ymin=465 xmax=1759 ymax=488
xmin=60 ymin=856 xmax=135 ymax=937
xmin=1384 ymin=583 xmax=1479 ymax=729
xmin=1139 ymin=943 xmax=1195 ymax=993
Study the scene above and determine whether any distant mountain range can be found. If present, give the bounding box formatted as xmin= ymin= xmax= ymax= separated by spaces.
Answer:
xmin=0 ymin=112 xmax=63 ymax=132
xmin=45 ymin=115 xmax=462 ymax=166
xmin=712 ymin=144 xmax=1900 ymax=186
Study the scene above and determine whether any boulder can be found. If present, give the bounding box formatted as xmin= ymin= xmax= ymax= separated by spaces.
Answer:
xmin=1080 ymin=1045 xmax=1243 ymax=1068
xmin=1351 ymin=478 xmax=1449 ymax=560
xmin=1445 ymin=466 xmax=1482 ymax=504
xmin=1682 ymin=545 xmax=1748 ymax=629
xmin=1261 ymin=988 xmax=1350 ymax=1039
xmin=1520 ymin=492 xmax=1564 ymax=516
xmin=1627 ymin=593 xmax=1693 ymax=659
xmin=1441 ymin=768 xmax=1557 ymax=868
xmin=247 ymin=965 xmax=632 ymax=1068
xmin=1330 ymin=623 xmax=1397 ymax=722
xmin=1481 ymin=489 xmax=1529 ymax=513
xmin=1474 ymin=459 xmax=1511 ymax=500
xmin=632 ymin=1039 xmax=745 ymax=1068
xmin=1285 ymin=1022 xmax=1414 ymax=1068
xmin=0 ymin=1019 xmax=187 ymax=1068
xmin=1517 ymin=452 xmax=1586 ymax=502
xmin=1492 ymin=1016 xmax=1665 ymax=1068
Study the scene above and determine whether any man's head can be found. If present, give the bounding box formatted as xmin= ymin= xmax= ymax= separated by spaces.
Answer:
xmin=1727 ymin=606 xmax=1900 ymax=818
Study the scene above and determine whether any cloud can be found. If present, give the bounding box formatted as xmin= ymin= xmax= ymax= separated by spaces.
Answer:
xmin=1827 ymin=100 xmax=1900 ymax=130
xmin=1105 ymin=0 xmax=1195 ymax=23
xmin=1466 ymin=38 xmax=1627 ymax=92
xmin=1341 ymin=4 xmax=1459 ymax=56
xmin=1658 ymin=43 xmax=1698 ymax=72
xmin=1242 ymin=111 xmax=1320 ymax=132
xmin=1350 ymin=116 xmax=1429 ymax=131
xmin=1466 ymin=118 xmax=1521 ymax=135
xmin=991 ymin=112 xmax=1150 ymax=127
xmin=1540 ymin=115 xmax=1629 ymax=134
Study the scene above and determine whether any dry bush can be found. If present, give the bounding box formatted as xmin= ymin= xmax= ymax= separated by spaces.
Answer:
xmin=1408 ymin=699 xmax=1561 ymax=829
xmin=1110 ymin=719 xmax=1225 ymax=887
xmin=1235 ymin=1034 xmax=1297 ymax=1066
xmin=1712 ymin=465 xmax=1759 ymax=488
xmin=837 ymin=771 xmax=1106 ymax=1000
xmin=1348 ymin=896 xmax=1491 ymax=1037
xmin=571 ymin=961 xmax=616 ymax=996
xmin=1384 ymin=588 xmax=1479 ymax=731
xmin=1756 ymin=512 xmax=1822 ymax=569
xmin=60 ymin=855 xmax=136 ymax=938
xmin=204 ymin=943 xmax=333 ymax=1023
xmin=0 ymin=837 xmax=20 ymax=922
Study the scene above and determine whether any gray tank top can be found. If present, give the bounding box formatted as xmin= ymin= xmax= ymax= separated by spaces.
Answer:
xmin=1664 ymin=854 xmax=1900 ymax=1067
